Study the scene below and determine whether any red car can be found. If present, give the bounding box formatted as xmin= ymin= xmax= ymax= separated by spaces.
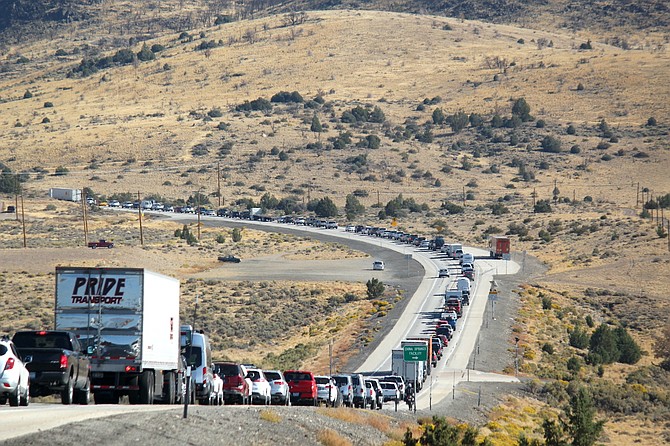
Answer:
xmin=284 ymin=370 xmax=318 ymax=406
xmin=88 ymin=239 xmax=114 ymax=249
xmin=215 ymin=362 xmax=250 ymax=404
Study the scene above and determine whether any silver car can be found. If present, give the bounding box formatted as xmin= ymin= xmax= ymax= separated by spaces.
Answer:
xmin=264 ymin=370 xmax=290 ymax=406
xmin=315 ymin=376 xmax=338 ymax=407
xmin=331 ymin=374 xmax=354 ymax=407
xmin=0 ymin=337 xmax=30 ymax=406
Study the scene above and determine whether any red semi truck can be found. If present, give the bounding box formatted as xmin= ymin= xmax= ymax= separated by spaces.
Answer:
xmin=489 ymin=235 xmax=511 ymax=259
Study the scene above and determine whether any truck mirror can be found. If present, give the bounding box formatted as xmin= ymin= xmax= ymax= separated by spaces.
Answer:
xmin=23 ymin=355 xmax=32 ymax=364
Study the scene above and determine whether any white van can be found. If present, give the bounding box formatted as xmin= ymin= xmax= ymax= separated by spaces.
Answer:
xmin=187 ymin=331 xmax=214 ymax=405
xmin=457 ymin=277 xmax=471 ymax=294
xmin=460 ymin=253 xmax=474 ymax=265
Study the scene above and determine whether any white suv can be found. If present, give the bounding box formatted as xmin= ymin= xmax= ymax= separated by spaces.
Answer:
xmin=0 ymin=337 xmax=30 ymax=406
xmin=372 ymin=260 xmax=385 ymax=271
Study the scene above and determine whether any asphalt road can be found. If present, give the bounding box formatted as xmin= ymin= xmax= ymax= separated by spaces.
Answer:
xmin=0 ymin=212 xmax=521 ymax=438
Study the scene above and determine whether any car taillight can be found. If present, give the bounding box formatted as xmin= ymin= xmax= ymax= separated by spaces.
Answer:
xmin=38 ymin=331 xmax=47 ymax=336
xmin=60 ymin=354 xmax=68 ymax=369
xmin=274 ymin=381 xmax=285 ymax=386
xmin=4 ymin=358 xmax=14 ymax=370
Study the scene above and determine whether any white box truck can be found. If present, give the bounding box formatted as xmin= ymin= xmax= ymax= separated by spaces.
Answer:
xmin=49 ymin=187 xmax=82 ymax=202
xmin=55 ymin=267 xmax=183 ymax=405
xmin=392 ymin=349 xmax=425 ymax=392
xmin=443 ymin=243 xmax=463 ymax=259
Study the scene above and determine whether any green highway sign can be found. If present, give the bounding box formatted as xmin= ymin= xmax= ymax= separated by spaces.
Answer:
xmin=403 ymin=345 xmax=428 ymax=362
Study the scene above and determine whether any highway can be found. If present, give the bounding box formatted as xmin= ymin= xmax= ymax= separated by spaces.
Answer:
xmin=0 ymin=213 xmax=521 ymax=437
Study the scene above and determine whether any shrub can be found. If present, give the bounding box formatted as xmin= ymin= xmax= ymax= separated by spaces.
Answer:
xmin=55 ymin=49 xmax=67 ymax=56
xmin=208 ymin=108 xmax=223 ymax=118
xmin=567 ymin=356 xmax=582 ymax=372
xmin=541 ymin=294 xmax=552 ymax=310
xmin=646 ymin=117 xmax=657 ymax=126
xmin=541 ymin=135 xmax=562 ymax=153
xmin=23 ymin=90 xmax=33 ymax=99
xmin=585 ymin=315 xmax=594 ymax=328
xmin=366 ymin=278 xmax=385 ymax=300
xmin=216 ymin=234 xmax=226 ymax=243
xmin=137 ymin=44 xmax=155 ymax=61
xmin=536 ymin=119 xmax=546 ymax=128
xmin=270 ymin=91 xmax=303 ymax=103
xmin=232 ymin=228 xmax=243 ymax=242
xmin=512 ymin=97 xmax=532 ymax=121
xmin=542 ymin=343 xmax=555 ymax=354
xmin=534 ymin=199 xmax=552 ymax=213
xmin=570 ymin=145 xmax=581 ymax=154
xmin=567 ymin=124 xmax=576 ymax=135
xmin=569 ymin=327 xmax=590 ymax=349
xmin=42 ymin=117 xmax=50 ymax=123
xmin=44 ymin=101 xmax=53 ymax=108
xmin=151 ymin=44 xmax=165 ymax=53
xmin=576 ymin=83 xmax=585 ymax=91
xmin=236 ymin=97 xmax=272 ymax=113
xmin=55 ymin=166 xmax=69 ymax=176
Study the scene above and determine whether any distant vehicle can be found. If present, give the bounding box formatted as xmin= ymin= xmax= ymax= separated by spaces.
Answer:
xmin=438 ymin=268 xmax=449 ymax=278
xmin=325 ymin=221 xmax=338 ymax=229
xmin=264 ymin=370 xmax=290 ymax=406
xmin=246 ymin=368 xmax=271 ymax=405
xmin=460 ymin=253 xmax=475 ymax=265
xmin=332 ymin=374 xmax=354 ymax=407
xmin=349 ymin=373 xmax=367 ymax=409
xmin=284 ymin=370 xmax=318 ymax=406
xmin=186 ymin=331 xmax=213 ymax=405
xmin=87 ymin=239 xmax=114 ymax=249
xmin=379 ymin=381 xmax=400 ymax=403
xmin=215 ymin=362 xmax=250 ymax=404
xmin=218 ymin=255 xmax=241 ymax=263
xmin=108 ymin=200 xmax=121 ymax=207
xmin=489 ymin=235 xmax=511 ymax=259
xmin=122 ymin=201 xmax=134 ymax=209
xmin=345 ymin=225 xmax=356 ymax=232
xmin=12 ymin=330 xmax=91 ymax=405
xmin=364 ymin=379 xmax=383 ymax=410
xmin=315 ymin=376 xmax=338 ymax=407
xmin=380 ymin=375 xmax=405 ymax=395
xmin=372 ymin=260 xmax=385 ymax=271
xmin=0 ymin=336 xmax=30 ymax=407
xmin=6 ymin=205 xmax=15 ymax=213
xmin=203 ymin=209 xmax=216 ymax=216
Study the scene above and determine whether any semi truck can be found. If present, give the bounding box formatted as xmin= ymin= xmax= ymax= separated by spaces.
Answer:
xmin=49 ymin=187 xmax=82 ymax=202
xmin=489 ymin=235 xmax=511 ymax=259
xmin=54 ymin=267 xmax=182 ymax=405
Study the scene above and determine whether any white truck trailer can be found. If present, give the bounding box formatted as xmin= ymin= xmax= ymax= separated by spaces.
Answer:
xmin=55 ymin=267 xmax=183 ymax=405
xmin=49 ymin=187 xmax=82 ymax=202
xmin=392 ymin=349 xmax=426 ymax=391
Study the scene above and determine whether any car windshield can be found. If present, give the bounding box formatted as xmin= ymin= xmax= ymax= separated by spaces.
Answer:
xmin=315 ymin=377 xmax=330 ymax=384
xmin=381 ymin=382 xmax=394 ymax=389
xmin=12 ymin=332 xmax=70 ymax=349
xmin=264 ymin=371 xmax=281 ymax=381
xmin=187 ymin=346 xmax=203 ymax=367
xmin=284 ymin=372 xmax=306 ymax=381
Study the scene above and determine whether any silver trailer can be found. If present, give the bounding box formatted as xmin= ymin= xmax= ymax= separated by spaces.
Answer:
xmin=49 ymin=187 xmax=82 ymax=202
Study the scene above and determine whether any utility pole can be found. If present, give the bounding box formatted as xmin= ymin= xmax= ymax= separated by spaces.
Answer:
xmin=636 ymin=182 xmax=640 ymax=208
xmin=14 ymin=190 xmax=19 ymax=221
xmin=137 ymin=191 xmax=144 ymax=246
xmin=196 ymin=189 xmax=202 ymax=241
xmin=82 ymin=190 xmax=89 ymax=246
xmin=217 ymin=162 xmax=221 ymax=208
xmin=462 ymin=186 xmax=466 ymax=206
xmin=20 ymin=191 xmax=27 ymax=248
xmin=377 ymin=190 xmax=380 ymax=207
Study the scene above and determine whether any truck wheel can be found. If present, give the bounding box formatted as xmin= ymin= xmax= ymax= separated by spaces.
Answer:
xmin=75 ymin=377 xmax=90 ymax=405
xmin=61 ymin=377 xmax=74 ymax=405
xmin=163 ymin=372 xmax=176 ymax=405
xmin=139 ymin=371 xmax=155 ymax=405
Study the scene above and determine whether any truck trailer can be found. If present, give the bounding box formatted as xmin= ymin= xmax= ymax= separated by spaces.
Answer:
xmin=489 ymin=235 xmax=511 ymax=259
xmin=49 ymin=187 xmax=82 ymax=202
xmin=391 ymin=349 xmax=425 ymax=391
xmin=54 ymin=267 xmax=182 ymax=405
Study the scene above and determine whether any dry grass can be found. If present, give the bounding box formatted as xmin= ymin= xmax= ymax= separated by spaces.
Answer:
xmin=316 ymin=429 xmax=352 ymax=446
xmin=259 ymin=409 xmax=281 ymax=423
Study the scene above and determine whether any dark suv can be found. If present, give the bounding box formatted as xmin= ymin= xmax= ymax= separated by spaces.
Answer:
xmin=284 ymin=370 xmax=318 ymax=406
xmin=215 ymin=362 xmax=250 ymax=404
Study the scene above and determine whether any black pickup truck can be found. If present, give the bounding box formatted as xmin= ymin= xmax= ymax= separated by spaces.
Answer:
xmin=12 ymin=330 xmax=91 ymax=405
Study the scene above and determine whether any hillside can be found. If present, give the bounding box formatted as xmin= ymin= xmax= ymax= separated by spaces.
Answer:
xmin=1 ymin=5 xmax=669 ymax=445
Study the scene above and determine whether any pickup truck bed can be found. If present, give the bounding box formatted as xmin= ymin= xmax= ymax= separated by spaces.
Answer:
xmin=12 ymin=331 xmax=91 ymax=405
